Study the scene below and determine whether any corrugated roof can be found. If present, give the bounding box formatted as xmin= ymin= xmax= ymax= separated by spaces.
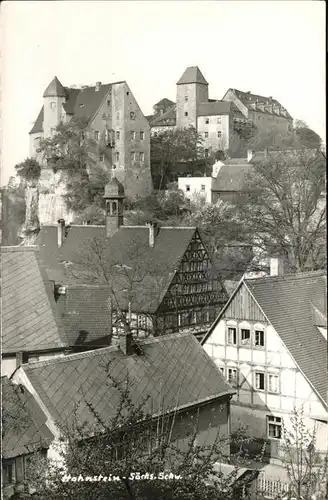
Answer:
xmin=2 ymin=377 xmax=53 ymax=459
xmin=244 ymin=272 xmax=327 ymax=405
xmin=198 ymin=101 xmax=232 ymax=117
xmin=177 ymin=66 xmax=208 ymax=85
xmin=43 ymin=76 xmax=66 ymax=98
xmin=30 ymin=81 xmax=125 ymax=134
xmin=1 ymin=246 xmax=68 ymax=353
xmin=21 ymin=332 xmax=234 ymax=433
xmin=212 ymin=164 xmax=253 ymax=192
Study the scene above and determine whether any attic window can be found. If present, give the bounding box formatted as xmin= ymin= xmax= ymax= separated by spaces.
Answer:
xmin=126 ymin=92 xmax=130 ymax=95
xmin=130 ymin=111 xmax=136 ymax=120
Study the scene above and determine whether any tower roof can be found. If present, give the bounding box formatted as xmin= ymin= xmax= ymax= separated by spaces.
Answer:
xmin=103 ymin=176 xmax=125 ymax=199
xmin=177 ymin=66 xmax=208 ymax=85
xmin=43 ymin=76 xmax=67 ymax=98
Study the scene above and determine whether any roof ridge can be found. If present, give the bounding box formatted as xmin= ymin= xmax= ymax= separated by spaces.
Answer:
xmin=25 ymin=345 xmax=120 ymax=369
xmin=245 ymin=270 xmax=326 ymax=283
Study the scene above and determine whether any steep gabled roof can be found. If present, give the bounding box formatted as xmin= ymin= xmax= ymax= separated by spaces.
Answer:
xmin=203 ymin=271 xmax=327 ymax=406
xmin=43 ymin=76 xmax=66 ymax=98
xmin=226 ymin=88 xmax=293 ymax=119
xmin=30 ymin=81 xmax=126 ymax=134
xmin=1 ymin=246 xmax=68 ymax=353
xmin=177 ymin=66 xmax=208 ymax=85
xmin=2 ymin=377 xmax=53 ymax=459
xmin=36 ymin=225 xmax=200 ymax=313
xmin=149 ymin=106 xmax=176 ymax=127
xmin=20 ymin=332 xmax=235 ymax=433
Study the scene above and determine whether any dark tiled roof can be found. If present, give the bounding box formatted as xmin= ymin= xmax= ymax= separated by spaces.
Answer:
xmin=198 ymin=101 xmax=232 ymax=117
xmin=103 ymin=177 xmax=125 ymax=198
xmin=149 ymin=106 xmax=176 ymax=127
xmin=230 ymin=89 xmax=292 ymax=119
xmin=30 ymin=81 xmax=125 ymax=134
xmin=37 ymin=225 xmax=198 ymax=313
xmin=212 ymin=164 xmax=253 ymax=192
xmin=245 ymin=272 xmax=327 ymax=405
xmin=177 ymin=66 xmax=208 ymax=85
xmin=154 ymin=98 xmax=175 ymax=108
xmin=43 ymin=76 xmax=66 ymax=98
xmin=29 ymin=106 xmax=44 ymax=134
xmin=61 ymin=285 xmax=112 ymax=346
xmin=1 ymin=246 xmax=68 ymax=353
xmin=22 ymin=332 xmax=234 ymax=433
xmin=2 ymin=377 xmax=53 ymax=459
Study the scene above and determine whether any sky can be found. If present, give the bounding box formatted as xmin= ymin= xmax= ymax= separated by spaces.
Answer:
xmin=0 ymin=0 xmax=325 ymax=186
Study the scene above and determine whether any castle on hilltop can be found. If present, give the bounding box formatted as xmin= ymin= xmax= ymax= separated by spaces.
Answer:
xmin=148 ymin=66 xmax=293 ymax=155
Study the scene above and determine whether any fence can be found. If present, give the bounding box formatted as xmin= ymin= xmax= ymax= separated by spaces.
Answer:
xmin=254 ymin=473 xmax=290 ymax=498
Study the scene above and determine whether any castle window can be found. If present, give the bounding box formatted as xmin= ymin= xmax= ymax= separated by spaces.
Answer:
xmin=186 ymin=185 xmax=190 ymax=192
xmin=116 ymin=112 xmax=120 ymax=120
xmin=267 ymin=416 xmax=282 ymax=439
xmin=130 ymin=111 xmax=136 ymax=120
xmin=111 ymin=202 xmax=117 ymax=215
xmin=99 ymin=154 xmax=105 ymax=163
xmin=217 ymin=131 xmax=222 ymax=137
xmin=115 ymin=152 xmax=120 ymax=162
xmin=126 ymin=91 xmax=130 ymax=95
xmin=204 ymin=132 xmax=208 ymax=138
xmin=205 ymin=117 xmax=209 ymax=124
xmin=94 ymin=130 xmax=100 ymax=141
xmin=201 ymin=184 xmax=206 ymax=191
xmin=131 ymin=151 xmax=135 ymax=161
xmin=184 ymin=112 xmax=188 ymax=117
xmin=139 ymin=152 xmax=144 ymax=161
xmin=217 ymin=117 xmax=222 ymax=124
xmin=184 ymin=95 xmax=188 ymax=102
xmin=107 ymin=100 xmax=111 ymax=106
xmin=50 ymin=102 xmax=56 ymax=109
xmin=140 ymin=131 xmax=144 ymax=140
xmin=255 ymin=372 xmax=265 ymax=391
xmin=131 ymin=131 xmax=136 ymax=140
xmin=204 ymin=149 xmax=209 ymax=158
xmin=116 ymin=131 xmax=120 ymax=140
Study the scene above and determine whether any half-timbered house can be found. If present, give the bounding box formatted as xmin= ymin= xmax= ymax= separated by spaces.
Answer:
xmin=35 ymin=177 xmax=228 ymax=340
xmin=202 ymin=270 xmax=328 ymax=460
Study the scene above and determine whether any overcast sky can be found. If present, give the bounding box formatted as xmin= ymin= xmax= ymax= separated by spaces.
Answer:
xmin=1 ymin=0 xmax=325 ymax=186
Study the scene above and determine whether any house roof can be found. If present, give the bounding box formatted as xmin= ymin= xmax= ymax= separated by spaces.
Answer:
xmin=43 ymin=76 xmax=66 ymax=98
xmin=228 ymin=89 xmax=292 ymax=119
xmin=198 ymin=101 xmax=233 ymax=117
xmin=149 ymin=106 xmax=177 ymax=127
xmin=154 ymin=98 xmax=175 ymax=108
xmin=30 ymin=81 xmax=126 ymax=134
xmin=203 ymin=271 xmax=327 ymax=406
xmin=212 ymin=164 xmax=253 ymax=192
xmin=103 ymin=176 xmax=125 ymax=198
xmin=60 ymin=285 xmax=112 ymax=347
xmin=36 ymin=225 xmax=200 ymax=313
xmin=2 ymin=377 xmax=53 ymax=459
xmin=177 ymin=66 xmax=208 ymax=86
xmin=1 ymin=246 xmax=69 ymax=353
xmin=20 ymin=332 xmax=235 ymax=433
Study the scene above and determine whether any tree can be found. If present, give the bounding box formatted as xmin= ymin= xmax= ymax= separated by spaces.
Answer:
xmin=281 ymin=406 xmax=328 ymax=500
xmin=294 ymin=119 xmax=323 ymax=150
xmin=1 ymin=179 xmax=26 ymax=245
xmin=15 ymin=158 xmax=42 ymax=184
xmin=36 ymin=117 xmax=111 ymax=220
xmin=150 ymin=127 xmax=203 ymax=190
xmin=23 ymin=366 xmax=257 ymax=500
xmin=235 ymin=149 xmax=326 ymax=272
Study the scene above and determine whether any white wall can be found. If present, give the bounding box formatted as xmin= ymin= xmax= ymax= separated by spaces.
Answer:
xmin=178 ymin=176 xmax=213 ymax=204
xmin=197 ymin=114 xmax=230 ymax=151
xmin=2 ymin=352 xmax=65 ymax=378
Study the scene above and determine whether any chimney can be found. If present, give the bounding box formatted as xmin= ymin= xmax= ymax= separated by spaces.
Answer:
xmin=247 ymin=148 xmax=253 ymax=162
xmin=270 ymin=257 xmax=284 ymax=277
xmin=57 ymin=219 xmax=65 ymax=248
xmin=95 ymin=81 xmax=101 ymax=92
xmin=146 ymin=221 xmax=159 ymax=248
xmin=120 ymin=331 xmax=134 ymax=356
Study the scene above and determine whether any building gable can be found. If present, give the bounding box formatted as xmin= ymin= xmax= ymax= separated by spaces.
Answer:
xmin=222 ymin=282 xmax=267 ymax=322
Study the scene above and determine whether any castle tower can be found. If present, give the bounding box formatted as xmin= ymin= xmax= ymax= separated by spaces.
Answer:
xmin=43 ymin=76 xmax=67 ymax=138
xmin=103 ymin=172 xmax=125 ymax=237
xmin=176 ymin=66 xmax=209 ymax=131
